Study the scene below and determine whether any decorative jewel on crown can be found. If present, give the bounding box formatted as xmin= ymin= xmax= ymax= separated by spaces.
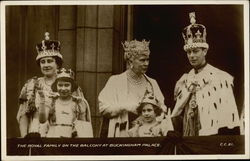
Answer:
xmin=122 ymin=39 xmax=150 ymax=53
xmin=56 ymin=68 xmax=75 ymax=80
xmin=182 ymin=12 xmax=209 ymax=51
xmin=36 ymin=32 xmax=63 ymax=60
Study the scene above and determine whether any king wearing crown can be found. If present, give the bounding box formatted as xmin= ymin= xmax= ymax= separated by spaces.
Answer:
xmin=171 ymin=12 xmax=240 ymax=136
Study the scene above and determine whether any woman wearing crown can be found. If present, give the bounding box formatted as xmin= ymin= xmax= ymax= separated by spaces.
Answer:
xmin=16 ymin=32 xmax=92 ymax=137
xmin=98 ymin=39 xmax=172 ymax=137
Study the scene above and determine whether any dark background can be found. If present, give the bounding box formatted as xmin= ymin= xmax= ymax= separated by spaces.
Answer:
xmin=133 ymin=5 xmax=244 ymax=111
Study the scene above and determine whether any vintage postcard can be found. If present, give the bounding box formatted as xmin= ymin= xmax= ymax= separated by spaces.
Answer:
xmin=1 ymin=0 xmax=249 ymax=160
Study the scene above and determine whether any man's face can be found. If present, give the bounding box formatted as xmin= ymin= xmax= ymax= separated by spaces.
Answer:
xmin=186 ymin=48 xmax=207 ymax=68
xmin=40 ymin=57 xmax=58 ymax=77
xmin=131 ymin=52 xmax=149 ymax=75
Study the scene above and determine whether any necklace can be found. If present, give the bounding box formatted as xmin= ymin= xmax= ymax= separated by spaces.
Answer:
xmin=44 ymin=79 xmax=53 ymax=87
xmin=126 ymin=70 xmax=146 ymax=85
xmin=43 ymin=75 xmax=56 ymax=87
xmin=185 ymin=68 xmax=212 ymax=92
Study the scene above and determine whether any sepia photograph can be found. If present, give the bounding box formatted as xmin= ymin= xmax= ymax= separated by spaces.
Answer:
xmin=1 ymin=0 xmax=249 ymax=160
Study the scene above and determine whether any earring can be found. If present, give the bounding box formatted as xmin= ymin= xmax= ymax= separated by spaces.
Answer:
xmin=130 ymin=64 xmax=133 ymax=69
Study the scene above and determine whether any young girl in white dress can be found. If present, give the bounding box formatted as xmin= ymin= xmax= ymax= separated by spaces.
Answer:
xmin=38 ymin=68 xmax=93 ymax=138
xmin=128 ymin=94 xmax=173 ymax=137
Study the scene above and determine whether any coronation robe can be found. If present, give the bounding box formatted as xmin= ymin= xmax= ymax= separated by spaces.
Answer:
xmin=171 ymin=64 xmax=240 ymax=136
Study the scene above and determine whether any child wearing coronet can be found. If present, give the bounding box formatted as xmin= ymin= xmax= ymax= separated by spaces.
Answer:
xmin=38 ymin=68 xmax=93 ymax=138
xmin=128 ymin=94 xmax=173 ymax=137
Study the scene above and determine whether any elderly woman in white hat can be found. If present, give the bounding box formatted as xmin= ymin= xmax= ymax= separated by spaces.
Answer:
xmin=98 ymin=39 xmax=171 ymax=137
xmin=17 ymin=32 xmax=92 ymax=137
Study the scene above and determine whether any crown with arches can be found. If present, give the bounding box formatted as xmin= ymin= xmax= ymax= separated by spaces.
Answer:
xmin=182 ymin=12 xmax=209 ymax=51
xmin=36 ymin=32 xmax=63 ymax=60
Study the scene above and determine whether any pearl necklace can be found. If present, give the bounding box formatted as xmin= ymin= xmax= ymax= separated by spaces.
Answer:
xmin=126 ymin=70 xmax=146 ymax=86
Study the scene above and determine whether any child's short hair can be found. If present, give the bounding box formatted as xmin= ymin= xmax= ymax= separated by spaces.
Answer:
xmin=137 ymin=102 xmax=162 ymax=116
xmin=51 ymin=68 xmax=78 ymax=92
xmin=51 ymin=77 xmax=78 ymax=92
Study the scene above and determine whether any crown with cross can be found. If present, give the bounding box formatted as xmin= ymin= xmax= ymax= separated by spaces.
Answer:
xmin=182 ymin=12 xmax=209 ymax=51
xmin=36 ymin=32 xmax=63 ymax=61
xmin=56 ymin=68 xmax=75 ymax=80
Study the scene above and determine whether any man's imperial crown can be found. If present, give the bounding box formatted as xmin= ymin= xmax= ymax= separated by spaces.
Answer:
xmin=36 ymin=32 xmax=63 ymax=60
xmin=182 ymin=12 xmax=209 ymax=51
